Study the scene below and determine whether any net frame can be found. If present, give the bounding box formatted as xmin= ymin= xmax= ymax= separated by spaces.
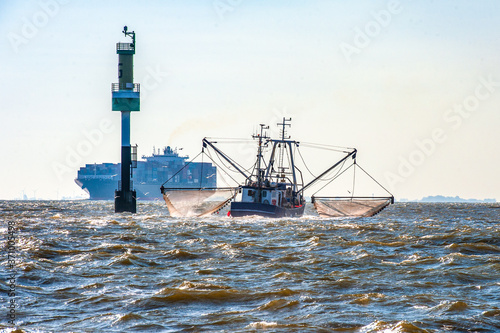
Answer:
xmin=312 ymin=196 xmax=393 ymax=218
xmin=162 ymin=187 xmax=238 ymax=217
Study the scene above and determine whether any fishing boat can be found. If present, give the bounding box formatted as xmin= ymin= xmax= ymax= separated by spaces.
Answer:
xmin=220 ymin=119 xmax=305 ymax=218
xmin=160 ymin=118 xmax=393 ymax=218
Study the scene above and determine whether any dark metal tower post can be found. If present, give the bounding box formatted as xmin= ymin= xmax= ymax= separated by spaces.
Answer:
xmin=112 ymin=26 xmax=140 ymax=213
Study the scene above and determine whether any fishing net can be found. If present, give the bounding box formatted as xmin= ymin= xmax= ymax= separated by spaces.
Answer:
xmin=312 ymin=197 xmax=393 ymax=218
xmin=162 ymin=188 xmax=237 ymax=217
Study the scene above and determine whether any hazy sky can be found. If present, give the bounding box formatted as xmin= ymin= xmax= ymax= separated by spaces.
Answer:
xmin=1 ymin=0 xmax=499 ymax=201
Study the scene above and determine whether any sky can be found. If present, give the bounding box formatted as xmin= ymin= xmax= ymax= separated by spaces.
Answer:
xmin=1 ymin=0 xmax=499 ymax=201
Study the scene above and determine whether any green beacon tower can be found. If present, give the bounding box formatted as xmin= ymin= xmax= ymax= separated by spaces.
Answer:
xmin=112 ymin=26 xmax=140 ymax=213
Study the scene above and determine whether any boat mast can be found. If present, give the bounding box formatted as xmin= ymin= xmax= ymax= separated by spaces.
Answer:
xmin=253 ymin=124 xmax=269 ymax=202
xmin=264 ymin=118 xmax=298 ymax=186
xmin=253 ymin=124 xmax=269 ymax=183
xmin=277 ymin=117 xmax=291 ymax=183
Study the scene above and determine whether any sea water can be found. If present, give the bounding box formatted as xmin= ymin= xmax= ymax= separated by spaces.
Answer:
xmin=1 ymin=201 xmax=499 ymax=332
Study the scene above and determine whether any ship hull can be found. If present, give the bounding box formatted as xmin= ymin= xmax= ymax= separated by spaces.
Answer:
xmin=230 ymin=202 xmax=305 ymax=218
xmin=75 ymin=179 xmax=164 ymax=200
xmin=75 ymin=178 xmax=116 ymax=200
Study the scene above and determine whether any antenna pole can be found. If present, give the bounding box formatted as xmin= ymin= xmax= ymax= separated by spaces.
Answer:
xmin=276 ymin=117 xmax=291 ymax=181
xmin=252 ymin=124 xmax=269 ymax=202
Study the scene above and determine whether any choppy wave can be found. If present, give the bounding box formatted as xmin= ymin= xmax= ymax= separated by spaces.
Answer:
xmin=1 ymin=201 xmax=499 ymax=332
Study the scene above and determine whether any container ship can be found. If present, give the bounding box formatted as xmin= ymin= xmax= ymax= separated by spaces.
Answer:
xmin=75 ymin=146 xmax=216 ymax=200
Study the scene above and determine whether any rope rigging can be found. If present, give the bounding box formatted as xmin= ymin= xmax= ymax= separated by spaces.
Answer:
xmin=297 ymin=146 xmax=353 ymax=183
xmin=300 ymin=141 xmax=355 ymax=154
xmin=354 ymin=162 xmax=394 ymax=197
xmin=311 ymin=158 xmax=394 ymax=199
xmin=203 ymin=149 xmax=242 ymax=187
xmin=297 ymin=146 xmax=317 ymax=178
xmin=205 ymin=141 xmax=254 ymax=176
xmin=311 ymin=159 xmax=352 ymax=196
xmin=160 ymin=151 xmax=203 ymax=187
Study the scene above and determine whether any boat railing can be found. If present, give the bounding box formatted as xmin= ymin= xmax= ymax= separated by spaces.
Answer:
xmin=111 ymin=83 xmax=140 ymax=92
xmin=116 ymin=42 xmax=134 ymax=51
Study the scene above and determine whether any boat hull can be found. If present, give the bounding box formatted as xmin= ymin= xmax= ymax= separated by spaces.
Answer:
xmin=230 ymin=202 xmax=305 ymax=218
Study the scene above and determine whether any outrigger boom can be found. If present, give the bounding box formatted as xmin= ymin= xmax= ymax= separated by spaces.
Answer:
xmin=300 ymin=149 xmax=357 ymax=194
xmin=202 ymin=138 xmax=251 ymax=181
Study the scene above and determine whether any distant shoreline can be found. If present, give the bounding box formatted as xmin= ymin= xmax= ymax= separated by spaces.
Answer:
xmin=399 ymin=195 xmax=497 ymax=203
